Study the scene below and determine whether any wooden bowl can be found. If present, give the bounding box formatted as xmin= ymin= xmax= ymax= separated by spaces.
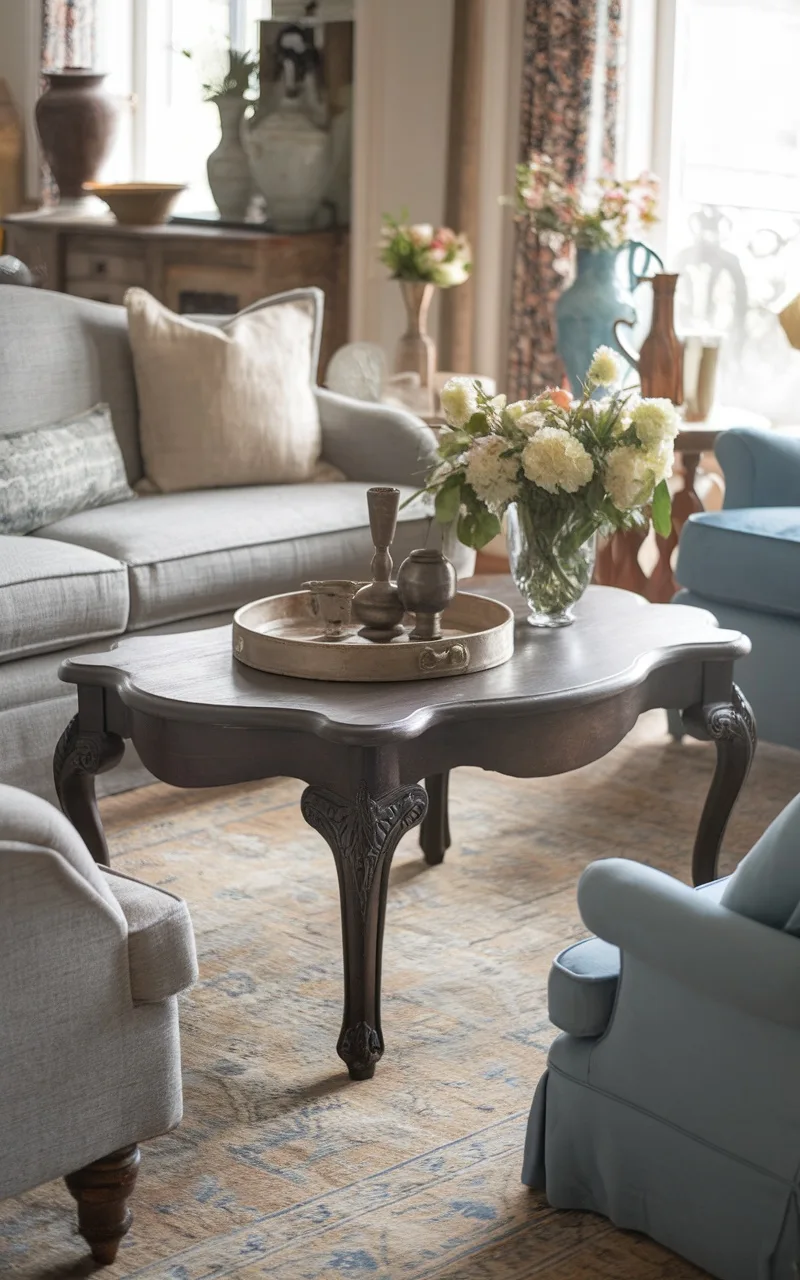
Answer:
xmin=83 ymin=182 xmax=186 ymax=225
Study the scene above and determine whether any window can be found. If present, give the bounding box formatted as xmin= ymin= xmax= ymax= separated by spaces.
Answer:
xmin=639 ymin=0 xmax=800 ymax=423
xmin=96 ymin=0 xmax=269 ymax=212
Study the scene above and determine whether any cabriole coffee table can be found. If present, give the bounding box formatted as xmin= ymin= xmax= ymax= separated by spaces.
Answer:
xmin=55 ymin=579 xmax=754 ymax=1080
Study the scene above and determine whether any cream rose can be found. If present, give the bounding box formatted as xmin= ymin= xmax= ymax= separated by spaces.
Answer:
xmin=604 ymin=445 xmax=659 ymax=509
xmin=516 ymin=410 xmax=547 ymax=434
xmin=586 ymin=345 xmax=621 ymax=388
xmin=431 ymin=258 xmax=471 ymax=288
xmin=465 ymin=435 xmax=520 ymax=510
xmin=522 ymin=426 xmax=594 ymax=494
xmin=439 ymin=376 xmax=479 ymax=428
xmin=506 ymin=399 xmax=538 ymax=422
xmin=630 ymin=398 xmax=680 ymax=449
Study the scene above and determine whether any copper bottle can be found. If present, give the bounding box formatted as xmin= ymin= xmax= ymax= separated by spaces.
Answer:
xmin=615 ymin=272 xmax=684 ymax=405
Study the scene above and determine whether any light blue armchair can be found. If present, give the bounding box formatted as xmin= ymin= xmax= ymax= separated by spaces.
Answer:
xmin=675 ymin=428 xmax=800 ymax=748
xmin=523 ymin=795 xmax=800 ymax=1279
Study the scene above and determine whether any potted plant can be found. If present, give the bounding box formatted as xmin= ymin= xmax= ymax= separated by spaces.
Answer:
xmin=421 ymin=346 xmax=677 ymax=627
xmin=379 ymin=214 xmax=472 ymax=405
xmin=513 ymin=156 xmax=661 ymax=393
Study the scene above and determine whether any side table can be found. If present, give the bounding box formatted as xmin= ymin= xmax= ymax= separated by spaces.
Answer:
xmin=595 ymin=406 xmax=771 ymax=602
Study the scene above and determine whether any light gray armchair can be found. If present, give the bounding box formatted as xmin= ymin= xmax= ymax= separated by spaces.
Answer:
xmin=0 ymin=783 xmax=197 ymax=1265
xmin=524 ymin=795 xmax=800 ymax=1280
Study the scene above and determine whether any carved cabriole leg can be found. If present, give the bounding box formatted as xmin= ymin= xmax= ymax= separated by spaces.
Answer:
xmin=301 ymin=780 xmax=428 ymax=1079
xmin=53 ymin=714 xmax=125 ymax=866
xmin=420 ymin=773 xmax=451 ymax=865
xmin=65 ymin=1144 xmax=140 ymax=1266
xmin=682 ymin=684 xmax=757 ymax=886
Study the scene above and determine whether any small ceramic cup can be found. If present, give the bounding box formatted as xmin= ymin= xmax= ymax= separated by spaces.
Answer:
xmin=302 ymin=580 xmax=362 ymax=639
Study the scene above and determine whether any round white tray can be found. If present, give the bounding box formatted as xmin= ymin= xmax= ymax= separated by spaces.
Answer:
xmin=232 ymin=590 xmax=515 ymax=682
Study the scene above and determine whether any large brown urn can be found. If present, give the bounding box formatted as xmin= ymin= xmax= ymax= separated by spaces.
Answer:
xmin=35 ymin=70 xmax=117 ymax=202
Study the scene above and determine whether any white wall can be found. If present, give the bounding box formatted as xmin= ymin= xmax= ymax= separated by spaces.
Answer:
xmin=351 ymin=0 xmax=454 ymax=358
xmin=351 ymin=0 xmax=524 ymax=385
xmin=0 ymin=0 xmax=41 ymax=202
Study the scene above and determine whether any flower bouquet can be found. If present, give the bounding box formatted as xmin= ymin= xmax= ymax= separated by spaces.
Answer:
xmin=513 ymin=155 xmax=659 ymax=255
xmin=379 ymin=213 xmax=473 ymax=409
xmin=379 ymin=215 xmax=473 ymax=288
xmin=425 ymin=347 xmax=678 ymax=627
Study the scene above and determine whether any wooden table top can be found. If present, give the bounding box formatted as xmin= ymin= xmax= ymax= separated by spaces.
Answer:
xmin=60 ymin=579 xmax=748 ymax=744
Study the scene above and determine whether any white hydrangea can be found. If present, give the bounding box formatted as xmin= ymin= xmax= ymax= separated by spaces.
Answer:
xmin=521 ymin=426 xmax=594 ymax=494
xmin=630 ymin=398 xmax=680 ymax=449
xmin=465 ymin=435 xmax=520 ymax=510
xmin=439 ymin=376 xmax=479 ymax=428
xmin=586 ymin=345 xmax=621 ymax=387
xmin=604 ymin=445 xmax=660 ymax=510
xmin=516 ymin=409 xmax=547 ymax=434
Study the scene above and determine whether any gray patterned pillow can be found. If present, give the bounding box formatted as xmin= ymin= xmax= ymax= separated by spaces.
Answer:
xmin=0 ymin=404 xmax=134 ymax=535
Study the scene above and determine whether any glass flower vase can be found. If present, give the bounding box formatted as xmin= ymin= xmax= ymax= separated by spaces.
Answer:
xmin=506 ymin=503 xmax=597 ymax=628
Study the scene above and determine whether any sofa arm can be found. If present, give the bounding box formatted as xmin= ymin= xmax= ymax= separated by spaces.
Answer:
xmin=315 ymin=387 xmax=438 ymax=488
xmin=578 ymin=858 xmax=800 ymax=1030
xmin=718 ymin=428 xmax=800 ymax=510
xmin=101 ymin=868 xmax=198 ymax=1003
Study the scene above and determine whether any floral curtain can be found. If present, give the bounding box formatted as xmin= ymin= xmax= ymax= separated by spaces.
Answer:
xmin=507 ymin=0 xmax=623 ymax=399
xmin=41 ymin=0 xmax=97 ymax=72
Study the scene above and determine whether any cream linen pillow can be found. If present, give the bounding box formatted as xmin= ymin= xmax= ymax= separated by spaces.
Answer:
xmin=125 ymin=288 xmax=322 ymax=492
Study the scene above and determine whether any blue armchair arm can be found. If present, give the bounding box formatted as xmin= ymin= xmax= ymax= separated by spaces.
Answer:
xmin=315 ymin=388 xmax=438 ymax=488
xmin=577 ymin=858 xmax=800 ymax=1029
xmin=717 ymin=428 xmax=800 ymax=510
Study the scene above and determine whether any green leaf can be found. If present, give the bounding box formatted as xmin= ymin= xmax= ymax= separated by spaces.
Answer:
xmin=435 ymin=481 xmax=462 ymax=525
xmin=651 ymin=479 xmax=672 ymax=538
xmin=457 ymin=508 xmax=501 ymax=550
xmin=464 ymin=411 xmax=489 ymax=435
xmin=437 ymin=432 xmax=469 ymax=458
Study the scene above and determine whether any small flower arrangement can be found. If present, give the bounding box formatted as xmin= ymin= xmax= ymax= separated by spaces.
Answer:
xmin=379 ymin=214 xmax=473 ymax=288
xmin=513 ymin=154 xmax=659 ymax=254
xmin=423 ymin=349 xmax=678 ymax=623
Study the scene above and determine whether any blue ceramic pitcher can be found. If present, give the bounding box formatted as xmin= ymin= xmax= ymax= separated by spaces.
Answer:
xmin=555 ymin=241 xmax=663 ymax=395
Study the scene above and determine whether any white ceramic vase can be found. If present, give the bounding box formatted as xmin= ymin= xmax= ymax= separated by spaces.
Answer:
xmin=243 ymin=94 xmax=329 ymax=232
xmin=207 ymin=97 xmax=252 ymax=221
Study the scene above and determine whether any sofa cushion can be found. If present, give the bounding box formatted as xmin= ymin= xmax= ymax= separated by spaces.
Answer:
xmin=100 ymin=867 xmax=198 ymax=1003
xmin=0 ymin=404 xmax=134 ymax=535
xmin=676 ymin=508 xmax=800 ymax=618
xmin=0 ymin=535 xmax=129 ymax=663
xmin=0 ymin=287 xmax=141 ymax=483
xmin=33 ymin=484 xmax=433 ymax=629
xmin=548 ymin=937 xmax=620 ymax=1038
xmin=722 ymin=793 xmax=800 ymax=936
xmin=126 ymin=288 xmax=321 ymax=492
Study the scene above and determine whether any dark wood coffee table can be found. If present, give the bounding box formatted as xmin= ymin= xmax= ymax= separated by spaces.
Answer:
xmin=54 ymin=579 xmax=754 ymax=1080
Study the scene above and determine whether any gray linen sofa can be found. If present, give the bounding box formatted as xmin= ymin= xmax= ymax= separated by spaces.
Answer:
xmin=0 ymin=285 xmax=467 ymax=801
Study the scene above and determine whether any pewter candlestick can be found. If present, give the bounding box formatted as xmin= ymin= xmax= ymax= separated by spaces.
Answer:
xmin=352 ymin=487 xmax=406 ymax=642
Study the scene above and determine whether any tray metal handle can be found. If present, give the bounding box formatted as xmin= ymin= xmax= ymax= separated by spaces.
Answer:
xmin=419 ymin=642 xmax=469 ymax=672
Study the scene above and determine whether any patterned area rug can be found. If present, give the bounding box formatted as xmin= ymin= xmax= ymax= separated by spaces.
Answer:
xmin=2 ymin=711 xmax=798 ymax=1279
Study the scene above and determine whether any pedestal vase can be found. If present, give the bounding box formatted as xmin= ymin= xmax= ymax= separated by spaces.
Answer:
xmin=395 ymin=281 xmax=436 ymax=410
xmin=207 ymin=97 xmax=252 ymax=220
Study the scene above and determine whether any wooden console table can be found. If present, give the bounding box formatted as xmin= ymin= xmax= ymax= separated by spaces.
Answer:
xmin=2 ymin=211 xmax=349 ymax=373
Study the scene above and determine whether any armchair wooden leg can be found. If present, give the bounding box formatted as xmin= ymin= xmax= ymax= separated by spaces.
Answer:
xmin=65 ymin=1144 xmax=140 ymax=1266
